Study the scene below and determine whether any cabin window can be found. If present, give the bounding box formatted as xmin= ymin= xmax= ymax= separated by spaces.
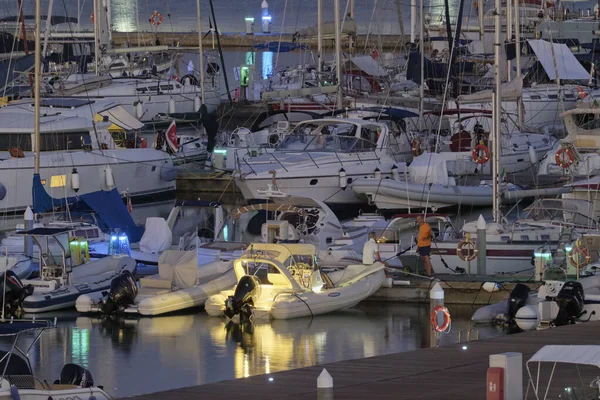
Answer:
xmin=309 ymin=179 xmax=318 ymax=185
xmin=160 ymin=85 xmax=174 ymax=91
xmin=50 ymin=175 xmax=67 ymax=188
xmin=135 ymin=88 xmax=147 ymax=93
xmin=148 ymin=86 xmax=159 ymax=91
xmin=39 ymin=132 xmax=91 ymax=151
xmin=0 ymin=134 xmax=32 ymax=152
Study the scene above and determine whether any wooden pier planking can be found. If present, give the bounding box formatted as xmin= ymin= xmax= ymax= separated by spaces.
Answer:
xmin=125 ymin=321 xmax=600 ymax=399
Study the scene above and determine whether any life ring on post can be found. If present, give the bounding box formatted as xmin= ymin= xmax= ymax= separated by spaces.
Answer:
xmin=472 ymin=143 xmax=490 ymax=164
xmin=569 ymin=244 xmax=590 ymax=268
xmin=90 ymin=13 xmax=94 ymax=23
xmin=412 ymin=138 xmax=423 ymax=156
xmin=431 ymin=305 xmax=451 ymax=332
xmin=457 ymin=239 xmax=477 ymax=261
xmin=149 ymin=11 xmax=163 ymax=26
xmin=555 ymin=147 xmax=574 ymax=169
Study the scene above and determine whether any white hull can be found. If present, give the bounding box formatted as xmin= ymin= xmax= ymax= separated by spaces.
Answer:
xmin=22 ymin=256 xmax=136 ymax=313
xmin=0 ymin=149 xmax=175 ymax=213
xmin=0 ymin=386 xmax=111 ymax=400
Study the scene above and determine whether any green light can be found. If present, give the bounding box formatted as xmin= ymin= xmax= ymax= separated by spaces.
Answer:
xmin=214 ymin=149 xmax=227 ymax=154
xmin=565 ymin=246 xmax=573 ymax=252
xmin=534 ymin=253 xmax=552 ymax=259
xmin=245 ymin=17 xmax=255 ymax=22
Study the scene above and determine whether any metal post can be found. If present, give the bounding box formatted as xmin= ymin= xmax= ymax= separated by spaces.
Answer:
xmin=24 ymin=206 xmax=33 ymax=257
xmin=429 ymin=282 xmax=444 ymax=348
xmin=93 ymin=0 xmax=101 ymax=76
xmin=507 ymin=0 xmax=513 ymax=81
xmin=478 ymin=0 xmax=484 ymax=40
xmin=419 ymin=0 xmax=424 ymax=130
xmin=514 ymin=0 xmax=523 ymax=129
xmin=195 ymin=0 xmax=206 ymax=102
xmin=317 ymin=368 xmax=333 ymax=400
xmin=476 ymin=214 xmax=486 ymax=275
xmin=317 ymin=0 xmax=323 ymax=79
xmin=208 ymin=0 xmax=232 ymax=103
xmin=410 ymin=0 xmax=417 ymax=43
xmin=34 ymin=0 xmax=41 ymax=174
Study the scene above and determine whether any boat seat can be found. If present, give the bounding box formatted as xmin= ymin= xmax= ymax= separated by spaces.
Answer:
xmin=139 ymin=276 xmax=172 ymax=289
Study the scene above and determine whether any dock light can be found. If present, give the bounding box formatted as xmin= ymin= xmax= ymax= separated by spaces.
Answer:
xmin=268 ymin=377 xmax=274 ymax=382
xmin=213 ymin=149 xmax=227 ymax=154
xmin=462 ymin=345 xmax=468 ymax=350
xmin=565 ymin=246 xmax=573 ymax=252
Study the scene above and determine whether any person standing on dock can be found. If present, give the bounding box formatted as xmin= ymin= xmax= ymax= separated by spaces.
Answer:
xmin=363 ymin=232 xmax=389 ymax=276
xmin=416 ymin=215 xmax=433 ymax=277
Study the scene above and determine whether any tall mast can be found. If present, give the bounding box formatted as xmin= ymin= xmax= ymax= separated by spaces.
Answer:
xmin=195 ymin=0 xmax=205 ymax=101
xmin=317 ymin=0 xmax=322 ymax=80
xmin=492 ymin=0 xmax=501 ymax=223
xmin=514 ymin=0 xmax=523 ymax=129
xmin=334 ymin=0 xmax=342 ymax=108
xmin=418 ymin=0 xmax=424 ymax=130
xmin=34 ymin=0 xmax=41 ymax=173
xmin=93 ymin=0 xmax=100 ymax=75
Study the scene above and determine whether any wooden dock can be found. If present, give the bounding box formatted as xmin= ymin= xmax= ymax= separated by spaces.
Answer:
xmin=125 ymin=321 xmax=600 ymax=399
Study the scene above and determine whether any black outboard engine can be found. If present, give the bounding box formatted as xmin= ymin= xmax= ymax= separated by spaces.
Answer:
xmin=100 ymin=270 xmax=138 ymax=314
xmin=507 ymin=283 xmax=531 ymax=322
xmin=0 ymin=270 xmax=33 ymax=317
xmin=56 ymin=363 xmax=94 ymax=388
xmin=224 ymin=275 xmax=262 ymax=320
xmin=553 ymin=281 xmax=585 ymax=326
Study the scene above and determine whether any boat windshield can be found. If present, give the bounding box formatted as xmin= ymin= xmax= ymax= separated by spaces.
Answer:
xmin=578 ymin=118 xmax=600 ymax=131
xmin=276 ymin=122 xmax=379 ymax=152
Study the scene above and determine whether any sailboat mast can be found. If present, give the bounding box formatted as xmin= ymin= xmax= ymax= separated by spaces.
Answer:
xmin=493 ymin=0 xmax=501 ymax=223
xmin=317 ymin=0 xmax=322 ymax=78
xmin=93 ymin=0 xmax=100 ymax=75
xmin=34 ymin=0 xmax=41 ymax=174
xmin=418 ymin=0 xmax=424 ymax=129
xmin=514 ymin=0 xmax=523 ymax=129
xmin=334 ymin=0 xmax=342 ymax=108
xmin=195 ymin=0 xmax=205 ymax=102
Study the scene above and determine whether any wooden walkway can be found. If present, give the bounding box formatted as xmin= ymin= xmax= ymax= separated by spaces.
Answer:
xmin=125 ymin=321 xmax=600 ymax=399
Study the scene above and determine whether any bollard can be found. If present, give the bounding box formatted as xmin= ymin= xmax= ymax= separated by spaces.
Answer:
xmin=429 ymin=282 xmax=444 ymax=348
xmin=261 ymin=0 xmax=271 ymax=33
xmin=489 ymin=352 xmax=522 ymax=400
xmin=317 ymin=368 xmax=333 ymax=400
xmin=245 ymin=17 xmax=254 ymax=35
xmin=476 ymin=214 xmax=486 ymax=275
xmin=24 ymin=206 xmax=34 ymax=258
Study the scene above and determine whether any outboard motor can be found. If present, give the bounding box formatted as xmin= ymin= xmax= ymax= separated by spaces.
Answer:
xmin=553 ymin=281 xmax=585 ymax=326
xmin=507 ymin=283 xmax=531 ymax=322
xmin=100 ymin=270 xmax=138 ymax=314
xmin=56 ymin=363 xmax=94 ymax=388
xmin=0 ymin=270 xmax=33 ymax=317
xmin=224 ymin=275 xmax=262 ymax=320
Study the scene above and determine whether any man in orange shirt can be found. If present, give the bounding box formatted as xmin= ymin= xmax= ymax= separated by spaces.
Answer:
xmin=416 ymin=215 xmax=433 ymax=277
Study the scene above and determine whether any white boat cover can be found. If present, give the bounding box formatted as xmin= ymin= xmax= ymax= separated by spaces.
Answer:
xmin=457 ymin=76 xmax=523 ymax=104
xmin=158 ymin=250 xmax=198 ymax=289
xmin=99 ymin=105 xmax=145 ymax=130
xmin=346 ymin=56 xmax=387 ymax=77
xmin=527 ymin=345 xmax=600 ymax=367
xmin=527 ymin=40 xmax=590 ymax=81
xmin=139 ymin=217 xmax=172 ymax=254
xmin=408 ymin=153 xmax=450 ymax=185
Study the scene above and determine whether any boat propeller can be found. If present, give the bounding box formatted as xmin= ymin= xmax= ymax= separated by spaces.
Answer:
xmin=224 ymin=275 xmax=261 ymax=320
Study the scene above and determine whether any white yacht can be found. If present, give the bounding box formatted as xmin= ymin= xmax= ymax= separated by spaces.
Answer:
xmin=235 ymin=118 xmax=409 ymax=205
xmin=0 ymin=97 xmax=176 ymax=213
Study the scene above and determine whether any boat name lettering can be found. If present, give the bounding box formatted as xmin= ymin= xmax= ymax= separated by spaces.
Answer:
xmin=50 ymin=155 xmax=66 ymax=163
xmin=328 ymin=292 xmax=341 ymax=297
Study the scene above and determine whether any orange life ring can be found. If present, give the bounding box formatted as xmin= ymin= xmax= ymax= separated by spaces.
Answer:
xmin=576 ymin=85 xmax=587 ymax=99
xmin=472 ymin=144 xmax=490 ymax=164
xmin=569 ymin=245 xmax=590 ymax=268
xmin=412 ymin=138 xmax=423 ymax=156
xmin=90 ymin=13 xmax=94 ymax=23
xmin=431 ymin=305 xmax=451 ymax=332
xmin=149 ymin=11 xmax=163 ymax=26
xmin=555 ymin=147 xmax=574 ymax=168
xmin=9 ymin=148 xmax=24 ymax=158
xmin=457 ymin=239 xmax=477 ymax=262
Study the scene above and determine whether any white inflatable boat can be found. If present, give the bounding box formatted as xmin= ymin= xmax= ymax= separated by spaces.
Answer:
xmin=0 ymin=254 xmax=34 ymax=279
xmin=205 ymin=243 xmax=386 ymax=320
xmin=76 ymin=250 xmax=237 ymax=316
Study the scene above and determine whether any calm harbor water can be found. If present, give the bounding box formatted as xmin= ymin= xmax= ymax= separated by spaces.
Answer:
xmin=2 ymin=304 xmax=504 ymax=398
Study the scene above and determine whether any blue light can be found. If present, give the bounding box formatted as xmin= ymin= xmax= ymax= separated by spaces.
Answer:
xmin=223 ymin=225 xmax=229 ymax=241
xmin=110 ymin=236 xmax=117 ymax=241
xmin=262 ymin=15 xmax=271 ymax=21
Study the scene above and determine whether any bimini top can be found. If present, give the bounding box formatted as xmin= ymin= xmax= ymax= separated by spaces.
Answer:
xmin=241 ymin=243 xmax=316 ymax=264
xmin=528 ymin=345 xmax=600 ymax=367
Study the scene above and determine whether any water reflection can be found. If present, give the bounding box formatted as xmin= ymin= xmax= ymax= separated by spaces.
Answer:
xmin=110 ymin=0 xmax=138 ymax=32
xmin=0 ymin=304 xmax=504 ymax=398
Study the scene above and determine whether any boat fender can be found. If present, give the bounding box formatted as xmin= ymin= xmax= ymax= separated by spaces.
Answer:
xmin=391 ymin=164 xmax=400 ymax=181
xmin=471 ymin=144 xmax=490 ymax=164
xmin=431 ymin=305 xmax=451 ymax=332
xmin=528 ymin=145 xmax=538 ymax=165
xmin=168 ymin=98 xmax=176 ymax=114
xmin=555 ymin=147 xmax=574 ymax=169
xmin=339 ymin=168 xmax=347 ymax=190
xmin=411 ymin=138 xmax=423 ymax=156
xmin=135 ymin=102 xmax=144 ymax=119
xmin=10 ymin=385 xmax=20 ymax=400
xmin=457 ymin=239 xmax=477 ymax=261
xmin=71 ymin=168 xmax=80 ymax=192
xmin=194 ymin=96 xmax=202 ymax=111
xmin=374 ymin=167 xmax=381 ymax=179
xmin=104 ymin=165 xmax=115 ymax=188
xmin=569 ymin=244 xmax=590 ymax=268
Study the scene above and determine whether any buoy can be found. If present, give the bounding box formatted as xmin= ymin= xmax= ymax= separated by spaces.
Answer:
xmin=10 ymin=385 xmax=20 ymax=400
xmin=339 ymin=168 xmax=347 ymax=189
xmin=528 ymin=145 xmax=538 ymax=165
xmin=374 ymin=167 xmax=381 ymax=179
xmin=194 ymin=96 xmax=202 ymax=111
xmin=482 ymin=282 xmax=500 ymax=293
xmin=71 ymin=168 xmax=80 ymax=192
xmin=515 ymin=305 xmax=538 ymax=331
xmin=391 ymin=164 xmax=400 ymax=181
xmin=135 ymin=102 xmax=144 ymax=119
xmin=168 ymin=98 xmax=176 ymax=114
xmin=105 ymin=165 xmax=115 ymax=188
